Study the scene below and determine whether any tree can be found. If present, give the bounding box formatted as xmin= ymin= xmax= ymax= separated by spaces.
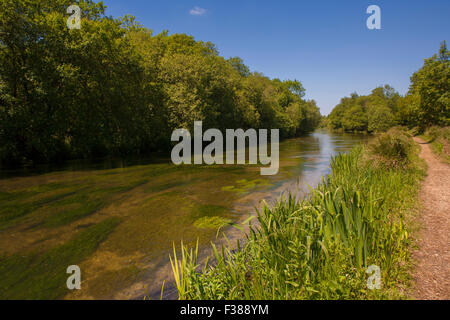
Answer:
xmin=0 ymin=1 xmax=322 ymax=165
xmin=396 ymin=94 xmax=421 ymax=127
xmin=328 ymin=85 xmax=401 ymax=133
xmin=368 ymin=105 xmax=395 ymax=133
xmin=227 ymin=57 xmax=250 ymax=77
xmin=342 ymin=104 xmax=367 ymax=132
xmin=409 ymin=42 xmax=450 ymax=127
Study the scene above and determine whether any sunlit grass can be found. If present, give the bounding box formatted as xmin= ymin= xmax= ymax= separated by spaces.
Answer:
xmin=420 ymin=126 xmax=450 ymax=164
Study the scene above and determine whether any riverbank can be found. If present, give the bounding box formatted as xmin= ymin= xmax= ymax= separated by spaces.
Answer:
xmin=172 ymin=129 xmax=426 ymax=299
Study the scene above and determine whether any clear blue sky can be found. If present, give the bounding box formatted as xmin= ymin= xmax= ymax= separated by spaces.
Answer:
xmin=100 ymin=0 xmax=449 ymax=115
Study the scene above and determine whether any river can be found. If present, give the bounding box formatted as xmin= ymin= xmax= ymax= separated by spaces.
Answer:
xmin=0 ymin=130 xmax=368 ymax=299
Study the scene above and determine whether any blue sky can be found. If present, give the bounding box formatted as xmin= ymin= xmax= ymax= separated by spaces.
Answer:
xmin=100 ymin=0 xmax=449 ymax=115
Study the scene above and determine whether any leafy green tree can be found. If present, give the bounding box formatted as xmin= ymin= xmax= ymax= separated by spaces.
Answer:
xmin=368 ymin=105 xmax=395 ymax=132
xmin=227 ymin=57 xmax=250 ymax=77
xmin=328 ymin=85 xmax=400 ymax=133
xmin=342 ymin=104 xmax=368 ymax=132
xmin=396 ymin=94 xmax=421 ymax=127
xmin=409 ymin=41 xmax=450 ymax=127
xmin=0 ymin=0 xmax=322 ymax=165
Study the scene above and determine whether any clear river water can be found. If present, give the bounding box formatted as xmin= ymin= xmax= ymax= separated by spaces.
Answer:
xmin=0 ymin=130 xmax=368 ymax=299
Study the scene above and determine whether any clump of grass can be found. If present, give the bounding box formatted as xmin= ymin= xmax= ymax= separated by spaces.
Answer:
xmin=421 ymin=126 xmax=450 ymax=163
xmin=170 ymin=139 xmax=424 ymax=300
xmin=367 ymin=128 xmax=415 ymax=169
xmin=0 ymin=217 xmax=121 ymax=299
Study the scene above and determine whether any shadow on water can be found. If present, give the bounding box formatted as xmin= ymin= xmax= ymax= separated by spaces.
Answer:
xmin=0 ymin=130 xmax=368 ymax=300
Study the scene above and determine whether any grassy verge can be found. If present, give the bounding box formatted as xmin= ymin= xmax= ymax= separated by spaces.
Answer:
xmin=170 ymin=129 xmax=425 ymax=299
xmin=419 ymin=126 xmax=450 ymax=164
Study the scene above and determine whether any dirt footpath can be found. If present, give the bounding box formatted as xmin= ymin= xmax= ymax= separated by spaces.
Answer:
xmin=412 ymin=137 xmax=450 ymax=300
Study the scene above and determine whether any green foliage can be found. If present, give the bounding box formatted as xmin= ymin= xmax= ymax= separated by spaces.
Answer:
xmin=367 ymin=105 xmax=395 ymax=133
xmin=425 ymin=126 xmax=450 ymax=141
xmin=422 ymin=126 xmax=450 ymax=163
xmin=390 ymin=42 xmax=449 ymax=129
xmin=408 ymin=41 xmax=450 ymax=128
xmin=227 ymin=57 xmax=250 ymax=77
xmin=396 ymin=94 xmax=421 ymax=128
xmin=328 ymin=42 xmax=449 ymax=132
xmin=367 ymin=128 xmax=415 ymax=169
xmin=318 ymin=115 xmax=328 ymax=128
xmin=0 ymin=1 xmax=321 ymax=165
xmin=328 ymin=85 xmax=400 ymax=133
xmin=171 ymin=136 xmax=424 ymax=299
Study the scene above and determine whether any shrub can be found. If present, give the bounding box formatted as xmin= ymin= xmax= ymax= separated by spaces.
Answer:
xmin=425 ymin=126 xmax=450 ymax=141
xmin=368 ymin=128 xmax=415 ymax=169
xmin=424 ymin=126 xmax=450 ymax=163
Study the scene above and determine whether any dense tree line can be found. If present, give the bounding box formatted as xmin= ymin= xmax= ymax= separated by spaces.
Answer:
xmin=327 ymin=42 xmax=449 ymax=133
xmin=399 ymin=42 xmax=449 ymax=128
xmin=327 ymin=85 xmax=400 ymax=133
xmin=0 ymin=0 xmax=321 ymax=165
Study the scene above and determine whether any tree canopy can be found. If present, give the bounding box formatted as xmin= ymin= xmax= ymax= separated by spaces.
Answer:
xmin=407 ymin=41 xmax=449 ymax=128
xmin=327 ymin=42 xmax=449 ymax=133
xmin=0 ymin=0 xmax=321 ymax=165
xmin=327 ymin=85 xmax=400 ymax=133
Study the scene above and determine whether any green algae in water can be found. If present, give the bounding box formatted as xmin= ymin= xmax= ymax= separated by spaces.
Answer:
xmin=193 ymin=216 xmax=232 ymax=229
xmin=0 ymin=176 xmax=148 ymax=230
xmin=221 ymin=178 xmax=273 ymax=195
xmin=190 ymin=204 xmax=233 ymax=229
xmin=87 ymin=265 xmax=141 ymax=299
xmin=190 ymin=205 xmax=233 ymax=229
xmin=221 ymin=186 xmax=235 ymax=192
xmin=0 ymin=131 xmax=369 ymax=299
xmin=0 ymin=217 xmax=121 ymax=299
xmin=190 ymin=204 xmax=230 ymax=218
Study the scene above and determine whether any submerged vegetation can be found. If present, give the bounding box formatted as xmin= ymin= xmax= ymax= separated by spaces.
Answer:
xmin=171 ymin=129 xmax=425 ymax=299
xmin=221 ymin=179 xmax=273 ymax=195
xmin=0 ymin=139 xmax=316 ymax=300
xmin=367 ymin=128 xmax=416 ymax=170
xmin=0 ymin=217 xmax=120 ymax=299
xmin=193 ymin=216 xmax=232 ymax=230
